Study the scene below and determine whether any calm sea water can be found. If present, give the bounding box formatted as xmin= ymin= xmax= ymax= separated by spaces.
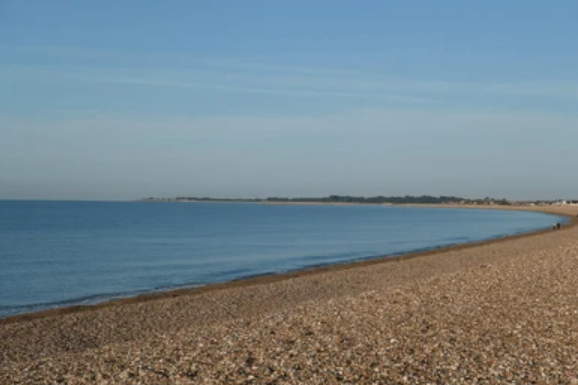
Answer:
xmin=0 ymin=201 xmax=564 ymax=318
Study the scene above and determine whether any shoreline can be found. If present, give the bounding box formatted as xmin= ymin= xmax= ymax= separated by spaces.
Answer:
xmin=3 ymin=204 xmax=578 ymax=383
xmin=1 ymin=204 xmax=573 ymax=326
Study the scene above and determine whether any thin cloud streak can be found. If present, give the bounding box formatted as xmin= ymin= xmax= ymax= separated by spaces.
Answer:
xmin=6 ymin=108 xmax=578 ymax=137
xmin=4 ymin=45 xmax=578 ymax=102
xmin=104 ymin=76 xmax=437 ymax=103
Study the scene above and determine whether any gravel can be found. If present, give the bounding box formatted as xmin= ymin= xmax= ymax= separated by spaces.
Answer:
xmin=2 ymin=206 xmax=577 ymax=384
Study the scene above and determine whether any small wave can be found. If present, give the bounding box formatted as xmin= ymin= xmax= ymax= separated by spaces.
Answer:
xmin=446 ymin=236 xmax=470 ymax=242
xmin=1 ymin=289 xmax=155 ymax=318
xmin=294 ymin=251 xmax=362 ymax=263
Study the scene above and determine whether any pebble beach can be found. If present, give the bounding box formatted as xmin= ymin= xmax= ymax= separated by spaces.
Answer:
xmin=2 ymin=205 xmax=578 ymax=384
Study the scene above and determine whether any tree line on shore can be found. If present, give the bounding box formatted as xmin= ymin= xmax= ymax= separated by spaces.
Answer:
xmin=139 ymin=195 xmax=514 ymax=205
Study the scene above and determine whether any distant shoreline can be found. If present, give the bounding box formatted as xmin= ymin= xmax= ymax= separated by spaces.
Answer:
xmin=141 ymin=199 xmax=574 ymax=211
xmin=136 ymin=193 xmax=501 ymax=206
xmin=137 ymin=195 xmax=573 ymax=208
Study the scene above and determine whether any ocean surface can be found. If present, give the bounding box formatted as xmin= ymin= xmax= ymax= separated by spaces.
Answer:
xmin=0 ymin=200 xmax=565 ymax=318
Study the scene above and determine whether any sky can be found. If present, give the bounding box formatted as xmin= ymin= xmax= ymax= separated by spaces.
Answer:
xmin=1 ymin=1 xmax=577 ymax=201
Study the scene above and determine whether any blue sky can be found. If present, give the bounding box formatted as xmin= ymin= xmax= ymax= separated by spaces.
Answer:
xmin=1 ymin=1 xmax=577 ymax=200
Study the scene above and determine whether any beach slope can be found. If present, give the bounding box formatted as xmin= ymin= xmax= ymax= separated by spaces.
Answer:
xmin=1 ymin=206 xmax=577 ymax=384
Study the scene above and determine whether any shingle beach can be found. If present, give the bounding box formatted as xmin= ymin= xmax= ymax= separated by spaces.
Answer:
xmin=2 ymin=205 xmax=577 ymax=384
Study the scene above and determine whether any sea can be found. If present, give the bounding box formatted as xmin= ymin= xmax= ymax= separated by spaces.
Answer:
xmin=0 ymin=200 xmax=566 ymax=318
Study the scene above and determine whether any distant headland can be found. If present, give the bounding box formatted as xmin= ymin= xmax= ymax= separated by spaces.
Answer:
xmin=136 ymin=195 xmax=578 ymax=207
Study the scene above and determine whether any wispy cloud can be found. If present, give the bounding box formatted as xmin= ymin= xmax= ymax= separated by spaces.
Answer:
xmin=483 ymin=82 xmax=578 ymax=99
xmin=3 ymin=44 xmax=578 ymax=113
xmin=6 ymin=107 xmax=578 ymax=138
xmin=87 ymin=74 xmax=435 ymax=103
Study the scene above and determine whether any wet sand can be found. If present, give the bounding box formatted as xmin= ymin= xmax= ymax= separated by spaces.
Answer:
xmin=1 ymin=205 xmax=577 ymax=384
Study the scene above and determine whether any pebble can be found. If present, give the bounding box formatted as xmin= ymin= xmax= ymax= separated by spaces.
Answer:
xmin=1 ymin=206 xmax=577 ymax=384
